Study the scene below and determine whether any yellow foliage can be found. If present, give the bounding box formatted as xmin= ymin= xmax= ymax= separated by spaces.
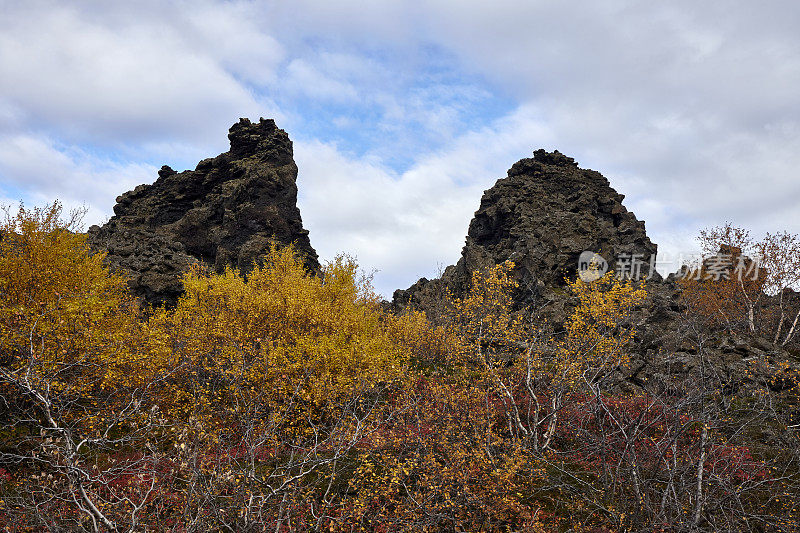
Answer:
xmin=147 ymin=244 xmax=409 ymax=422
xmin=384 ymin=308 xmax=451 ymax=366
xmin=0 ymin=202 xmax=654 ymax=531
xmin=563 ymin=272 xmax=647 ymax=381
xmin=0 ymin=202 xmax=138 ymax=401
xmin=446 ymin=260 xmax=527 ymax=366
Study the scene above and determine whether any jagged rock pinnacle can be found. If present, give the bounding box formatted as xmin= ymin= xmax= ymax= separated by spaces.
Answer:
xmin=393 ymin=149 xmax=657 ymax=313
xmin=89 ymin=118 xmax=320 ymax=305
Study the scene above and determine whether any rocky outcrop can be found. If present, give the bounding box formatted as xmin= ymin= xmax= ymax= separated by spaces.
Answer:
xmin=89 ymin=118 xmax=320 ymax=305
xmin=392 ymin=148 xmax=800 ymax=390
xmin=389 ymin=149 xmax=695 ymax=371
xmin=393 ymin=149 xmax=658 ymax=315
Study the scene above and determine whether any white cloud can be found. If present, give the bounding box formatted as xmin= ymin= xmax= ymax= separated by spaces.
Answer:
xmin=2 ymin=0 xmax=800 ymax=296
xmin=182 ymin=2 xmax=285 ymax=87
xmin=0 ymin=133 xmax=154 ymax=227
xmin=296 ymin=138 xmax=477 ymax=295
xmin=284 ymin=59 xmax=360 ymax=103
xmin=296 ymin=105 xmax=553 ymax=296
xmin=0 ymin=1 xmax=270 ymax=145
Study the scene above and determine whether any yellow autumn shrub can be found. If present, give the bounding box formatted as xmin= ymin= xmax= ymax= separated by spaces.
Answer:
xmin=346 ymin=264 xmax=649 ymax=531
xmin=147 ymin=245 xmax=409 ymax=424
xmin=0 ymin=202 xmax=139 ymax=407
xmin=449 ymin=260 xmax=526 ymax=365
xmin=562 ymin=272 xmax=647 ymax=384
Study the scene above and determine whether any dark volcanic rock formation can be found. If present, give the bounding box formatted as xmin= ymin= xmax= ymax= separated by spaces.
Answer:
xmin=393 ymin=149 xmax=799 ymax=389
xmin=89 ymin=118 xmax=320 ymax=305
xmin=393 ymin=149 xmax=658 ymax=314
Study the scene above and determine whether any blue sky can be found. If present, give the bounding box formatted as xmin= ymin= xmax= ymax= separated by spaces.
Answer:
xmin=1 ymin=1 xmax=799 ymax=296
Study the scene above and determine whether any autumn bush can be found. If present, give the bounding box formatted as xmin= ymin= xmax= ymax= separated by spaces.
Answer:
xmin=141 ymin=247 xmax=416 ymax=530
xmin=0 ymin=203 xmax=160 ymax=531
xmin=2 ymin=203 xmax=800 ymax=532
xmin=680 ymin=222 xmax=800 ymax=347
xmin=0 ymin=203 xmax=434 ymax=531
xmin=342 ymin=264 xmax=654 ymax=531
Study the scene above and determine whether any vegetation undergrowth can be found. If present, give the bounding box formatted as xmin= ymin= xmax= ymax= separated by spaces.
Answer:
xmin=1 ymin=202 xmax=799 ymax=532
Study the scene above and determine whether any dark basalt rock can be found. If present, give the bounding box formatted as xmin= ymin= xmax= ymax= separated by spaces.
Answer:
xmin=89 ymin=118 xmax=320 ymax=306
xmin=393 ymin=149 xmax=658 ymax=315
xmin=391 ymin=149 xmax=800 ymax=390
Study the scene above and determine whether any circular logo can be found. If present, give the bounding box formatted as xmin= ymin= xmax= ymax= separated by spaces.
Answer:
xmin=577 ymin=251 xmax=608 ymax=282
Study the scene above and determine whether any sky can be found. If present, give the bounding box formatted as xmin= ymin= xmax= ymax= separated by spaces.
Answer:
xmin=1 ymin=1 xmax=799 ymax=297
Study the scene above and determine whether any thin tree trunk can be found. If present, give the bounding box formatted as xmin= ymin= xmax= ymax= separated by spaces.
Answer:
xmin=692 ymin=423 xmax=709 ymax=528
xmin=782 ymin=309 xmax=800 ymax=346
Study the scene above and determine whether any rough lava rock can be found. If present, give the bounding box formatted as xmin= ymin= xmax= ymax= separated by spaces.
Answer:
xmin=393 ymin=149 xmax=658 ymax=314
xmin=89 ymin=118 xmax=320 ymax=305
xmin=391 ymin=149 xmax=800 ymax=387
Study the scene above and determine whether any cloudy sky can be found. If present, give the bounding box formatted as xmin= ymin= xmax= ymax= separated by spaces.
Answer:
xmin=1 ymin=1 xmax=799 ymax=296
